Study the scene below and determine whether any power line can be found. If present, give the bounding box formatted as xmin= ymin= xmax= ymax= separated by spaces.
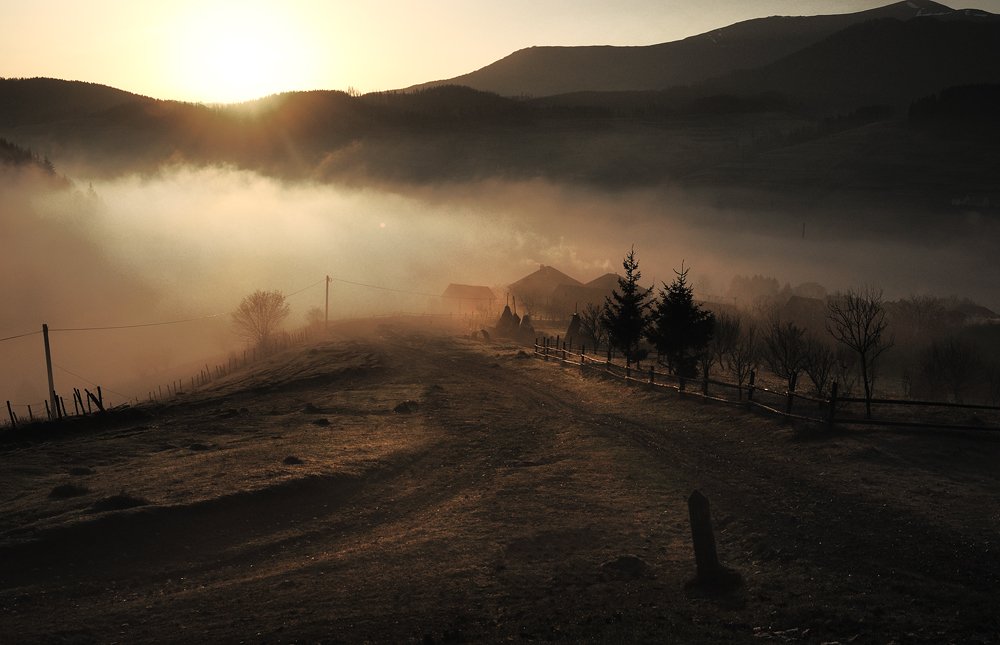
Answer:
xmin=333 ymin=276 xmax=437 ymax=297
xmin=8 ymin=275 xmax=487 ymax=341
xmin=285 ymin=278 xmax=326 ymax=299
xmin=50 ymin=312 xmax=226 ymax=333
xmin=54 ymin=363 xmax=130 ymax=401
xmin=0 ymin=330 xmax=41 ymax=343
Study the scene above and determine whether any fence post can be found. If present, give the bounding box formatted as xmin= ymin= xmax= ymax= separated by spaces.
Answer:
xmin=828 ymin=382 xmax=838 ymax=425
xmin=702 ymin=364 xmax=709 ymax=396
xmin=649 ymin=366 xmax=655 ymax=386
xmin=687 ymin=490 xmax=742 ymax=591
xmin=786 ymin=386 xmax=795 ymax=415
xmin=747 ymin=370 xmax=755 ymax=402
xmin=581 ymin=345 xmax=586 ymax=370
xmin=6 ymin=401 xmax=17 ymax=429
xmin=679 ymin=374 xmax=686 ymax=392
xmin=85 ymin=389 xmax=104 ymax=413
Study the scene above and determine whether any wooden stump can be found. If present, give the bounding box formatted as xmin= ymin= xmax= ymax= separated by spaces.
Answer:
xmin=686 ymin=490 xmax=742 ymax=593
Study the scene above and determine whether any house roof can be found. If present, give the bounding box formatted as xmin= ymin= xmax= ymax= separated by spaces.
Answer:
xmin=584 ymin=272 xmax=621 ymax=291
xmin=508 ymin=265 xmax=582 ymax=296
xmin=442 ymin=284 xmax=496 ymax=301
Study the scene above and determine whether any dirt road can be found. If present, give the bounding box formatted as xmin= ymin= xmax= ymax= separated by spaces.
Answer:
xmin=2 ymin=320 xmax=998 ymax=643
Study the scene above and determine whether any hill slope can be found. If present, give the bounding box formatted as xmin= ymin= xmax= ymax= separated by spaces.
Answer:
xmin=2 ymin=324 xmax=998 ymax=641
xmin=697 ymin=16 xmax=1000 ymax=110
xmin=409 ymin=1 xmax=994 ymax=97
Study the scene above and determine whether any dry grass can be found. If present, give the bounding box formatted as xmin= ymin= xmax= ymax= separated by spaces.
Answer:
xmin=1 ymin=319 xmax=997 ymax=643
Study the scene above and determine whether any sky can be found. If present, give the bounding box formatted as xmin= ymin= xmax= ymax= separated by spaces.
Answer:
xmin=3 ymin=0 xmax=1000 ymax=103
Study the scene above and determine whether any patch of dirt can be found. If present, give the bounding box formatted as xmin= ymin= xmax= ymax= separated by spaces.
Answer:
xmin=1 ymin=318 xmax=998 ymax=643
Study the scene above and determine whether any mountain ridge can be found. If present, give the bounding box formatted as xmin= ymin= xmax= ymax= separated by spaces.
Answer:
xmin=406 ymin=1 xmax=996 ymax=98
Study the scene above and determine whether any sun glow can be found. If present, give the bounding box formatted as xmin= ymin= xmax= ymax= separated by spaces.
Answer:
xmin=163 ymin=4 xmax=324 ymax=104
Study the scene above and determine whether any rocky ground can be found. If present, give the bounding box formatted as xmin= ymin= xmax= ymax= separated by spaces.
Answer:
xmin=1 ymin=317 xmax=998 ymax=643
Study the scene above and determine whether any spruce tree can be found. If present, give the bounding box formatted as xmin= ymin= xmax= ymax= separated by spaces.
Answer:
xmin=601 ymin=246 xmax=652 ymax=363
xmin=647 ymin=263 xmax=715 ymax=377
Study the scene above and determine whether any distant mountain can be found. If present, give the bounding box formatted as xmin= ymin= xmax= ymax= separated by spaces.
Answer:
xmin=1 ymin=2 xmax=998 ymax=204
xmin=0 ymin=78 xmax=150 ymax=125
xmin=409 ymin=1 xmax=994 ymax=98
xmin=696 ymin=16 xmax=1000 ymax=110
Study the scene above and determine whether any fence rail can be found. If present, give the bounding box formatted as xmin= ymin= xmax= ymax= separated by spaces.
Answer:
xmin=533 ymin=338 xmax=1000 ymax=432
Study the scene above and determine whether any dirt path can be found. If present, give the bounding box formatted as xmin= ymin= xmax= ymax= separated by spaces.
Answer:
xmin=2 ymin=321 xmax=998 ymax=643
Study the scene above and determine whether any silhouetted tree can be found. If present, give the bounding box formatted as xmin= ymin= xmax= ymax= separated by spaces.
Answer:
xmin=724 ymin=317 xmax=761 ymax=399
xmin=647 ymin=263 xmax=714 ymax=377
xmin=826 ymin=287 xmax=893 ymax=418
xmin=833 ymin=345 xmax=859 ymax=397
xmin=710 ymin=311 xmax=741 ymax=374
xmin=918 ymin=337 xmax=983 ymax=404
xmin=762 ymin=318 xmax=807 ymax=394
xmin=579 ymin=303 xmax=608 ymax=352
xmin=601 ymin=247 xmax=652 ymax=363
xmin=727 ymin=274 xmax=781 ymax=308
xmin=232 ymin=290 xmax=290 ymax=350
xmin=306 ymin=306 xmax=325 ymax=331
xmin=802 ymin=334 xmax=837 ymax=398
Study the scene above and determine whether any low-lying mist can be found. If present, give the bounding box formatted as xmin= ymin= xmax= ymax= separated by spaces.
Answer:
xmin=3 ymin=163 xmax=998 ymax=410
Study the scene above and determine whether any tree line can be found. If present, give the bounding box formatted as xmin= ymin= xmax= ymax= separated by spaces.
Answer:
xmin=578 ymin=248 xmax=898 ymax=419
xmin=228 ymin=257 xmax=999 ymax=415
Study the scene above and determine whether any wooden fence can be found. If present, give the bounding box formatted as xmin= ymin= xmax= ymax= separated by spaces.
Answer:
xmin=533 ymin=337 xmax=1000 ymax=432
xmin=1 ymin=327 xmax=323 ymax=432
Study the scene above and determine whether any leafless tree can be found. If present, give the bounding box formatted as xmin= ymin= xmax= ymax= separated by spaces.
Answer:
xmin=833 ymin=345 xmax=859 ymax=397
xmin=826 ymin=287 xmax=893 ymax=418
xmin=763 ymin=318 xmax=807 ymax=394
xmin=232 ymin=290 xmax=291 ymax=350
xmin=802 ymin=334 xmax=837 ymax=398
xmin=722 ymin=316 xmax=760 ymax=400
xmin=918 ymin=337 xmax=984 ymax=404
xmin=579 ymin=303 xmax=608 ymax=352
xmin=709 ymin=311 xmax=741 ymax=376
xmin=305 ymin=307 xmax=324 ymax=331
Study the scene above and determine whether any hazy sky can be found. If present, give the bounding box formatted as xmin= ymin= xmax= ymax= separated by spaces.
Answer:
xmin=4 ymin=0 xmax=999 ymax=103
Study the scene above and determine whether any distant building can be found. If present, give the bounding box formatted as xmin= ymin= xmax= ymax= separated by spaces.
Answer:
xmin=508 ymin=265 xmax=621 ymax=319
xmin=441 ymin=284 xmax=497 ymax=315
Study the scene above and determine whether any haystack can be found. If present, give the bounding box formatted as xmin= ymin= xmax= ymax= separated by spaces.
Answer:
xmin=495 ymin=305 xmax=518 ymax=337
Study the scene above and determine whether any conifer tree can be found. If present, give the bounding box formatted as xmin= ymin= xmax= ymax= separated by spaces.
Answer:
xmin=601 ymin=246 xmax=652 ymax=363
xmin=647 ymin=263 xmax=715 ymax=377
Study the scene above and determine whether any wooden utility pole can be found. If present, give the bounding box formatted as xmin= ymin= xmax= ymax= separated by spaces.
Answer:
xmin=325 ymin=275 xmax=331 ymax=333
xmin=42 ymin=324 xmax=58 ymax=419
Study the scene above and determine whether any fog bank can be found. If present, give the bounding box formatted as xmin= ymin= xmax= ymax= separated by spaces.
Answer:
xmin=3 ymin=165 xmax=997 ymax=409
